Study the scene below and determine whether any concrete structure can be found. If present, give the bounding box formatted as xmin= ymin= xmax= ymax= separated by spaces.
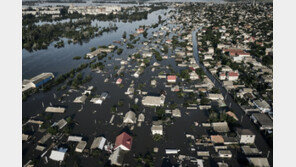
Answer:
xmin=142 ymin=95 xmax=165 ymax=107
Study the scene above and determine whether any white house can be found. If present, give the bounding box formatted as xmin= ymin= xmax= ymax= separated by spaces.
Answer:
xmin=219 ymin=150 xmax=232 ymax=158
xmin=219 ymin=72 xmax=226 ymax=80
xmin=190 ymin=71 xmax=199 ymax=80
xmin=151 ymin=125 xmax=163 ymax=135
xmin=75 ymin=141 xmax=87 ymax=153
xmin=90 ymin=137 xmax=106 ymax=150
xmin=236 ymin=128 xmax=256 ymax=144
xmin=253 ymin=99 xmax=271 ymax=113
xmin=123 ymin=111 xmax=137 ymax=124
xmin=208 ymin=94 xmax=224 ymax=100
xmin=142 ymin=95 xmax=165 ymax=107
xmin=49 ymin=148 xmax=67 ymax=161
xmin=172 ymin=109 xmax=181 ymax=117
xmin=227 ymin=71 xmax=239 ymax=81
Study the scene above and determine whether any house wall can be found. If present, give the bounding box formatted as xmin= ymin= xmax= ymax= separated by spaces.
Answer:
xmin=35 ymin=76 xmax=52 ymax=87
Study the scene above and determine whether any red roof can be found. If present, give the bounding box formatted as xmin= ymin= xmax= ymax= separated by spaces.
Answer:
xmin=220 ymin=73 xmax=226 ymax=76
xmin=228 ymin=72 xmax=239 ymax=77
xmin=116 ymin=78 xmax=122 ymax=84
xmin=114 ymin=132 xmax=132 ymax=150
xmin=137 ymin=28 xmax=144 ymax=33
xmin=167 ymin=75 xmax=177 ymax=81
xmin=223 ymin=49 xmax=249 ymax=56
xmin=189 ymin=67 xmax=195 ymax=71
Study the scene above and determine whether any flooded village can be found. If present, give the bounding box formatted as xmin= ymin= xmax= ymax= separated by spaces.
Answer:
xmin=22 ymin=1 xmax=273 ymax=167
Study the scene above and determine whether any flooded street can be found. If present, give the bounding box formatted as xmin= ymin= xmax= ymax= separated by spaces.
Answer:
xmin=22 ymin=2 xmax=272 ymax=167
xmin=23 ymin=8 xmax=217 ymax=166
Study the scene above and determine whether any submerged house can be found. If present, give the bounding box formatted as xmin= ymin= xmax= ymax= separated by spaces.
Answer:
xmin=123 ymin=111 xmax=137 ymax=124
xmin=109 ymin=147 xmax=125 ymax=166
xmin=114 ymin=132 xmax=133 ymax=151
xmin=142 ymin=95 xmax=165 ymax=107
xmin=151 ymin=125 xmax=163 ymax=135
xmin=73 ymin=95 xmax=87 ymax=103
xmin=75 ymin=141 xmax=87 ymax=153
xmin=90 ymin=137 xmax=106 ymax=150
xmin=49 ymin=148 xmax=67 ymax=162
xmin=22 ymin=72 xmax=54 ymax=92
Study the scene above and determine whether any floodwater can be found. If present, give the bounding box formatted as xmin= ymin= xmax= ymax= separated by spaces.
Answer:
xmin=22 ymin=9 xmax=168 ymax=79
xmin=192 ymin=29 xmax=273 ymax=164
xmin=22 ymin=5 xmax=270 ymax=167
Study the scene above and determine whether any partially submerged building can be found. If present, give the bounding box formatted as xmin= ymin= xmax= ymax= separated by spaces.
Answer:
xmin=109 ymin=147 xmax=125 ymax=166
xmin=90 ymin=137 xmax=106 ymax=150
xmin=114 ymin=132 xmax=132 ymax=151
xmin=212 ymin=122 xmax=230 ymax=133
xmin=22 ymin=72 xmax=54 ymax=92
xmin=236 ymin=128 xmax=256 ymax=144
xmin=75 ymin=141 xmax=87 ymax=153
xmin=123 ymin=111 xmax=137 ymax=124
xmin=251 ymin=113 xmax=273 ymax=130
xmin=45 ymin=107 xmax=65 ymax=113
xmin=142 ymin=95 xmax=165 ymax=107
xmin=151 ymin=125 xmax=163 ymax=135
xmin=49 ymin=148 xmax=67 ymax=162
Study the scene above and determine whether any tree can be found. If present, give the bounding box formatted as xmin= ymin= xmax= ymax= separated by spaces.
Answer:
xmin=122 ymin=31 xmax=127 ymax=39
xmin=143 ymin=30 xmax=148 ymax=38
xmin=200 ymin=97 xmax=210 ymax=105
xmin=158 ymin=15 xmax=162 ymax=24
